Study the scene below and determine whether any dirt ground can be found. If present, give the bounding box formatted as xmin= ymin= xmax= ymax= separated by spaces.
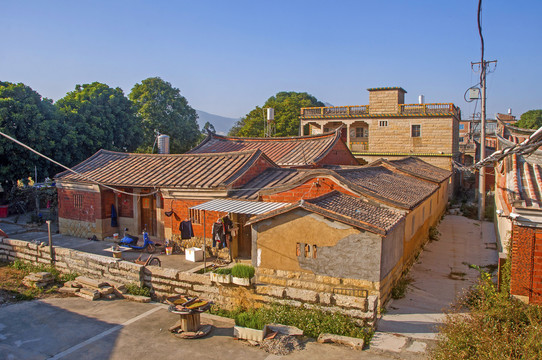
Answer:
xmin=0 ymin=261 xmax=63 ymax=307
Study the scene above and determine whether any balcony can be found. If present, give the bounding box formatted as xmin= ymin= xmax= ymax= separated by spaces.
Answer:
xmin=300 ymin=103 xmax=460 ymax=119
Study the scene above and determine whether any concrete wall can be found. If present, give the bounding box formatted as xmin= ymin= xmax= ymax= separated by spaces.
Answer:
xmin=0 ymin=237 xmax=378 ymax=326
xmin=251 ymin=209 xmax=402 ymax=304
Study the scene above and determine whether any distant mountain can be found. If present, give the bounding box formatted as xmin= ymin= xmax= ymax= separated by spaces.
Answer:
xmin=196 ymin=110 xmax=239 ymax=135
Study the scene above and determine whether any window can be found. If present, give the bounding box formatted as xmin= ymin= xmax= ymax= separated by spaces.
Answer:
xmin=74 ymin=194 xmax=83 ymax=209
xmin=323 ymin=127 xmax=330 ymax=133
xmin=411 ymin=124 xmax=421 ymax=137
xmin=189 ymin=209 xmax=202 ymax=224
xmin=459 ymin=124 xmax=465 ymax=130
xmin=459 ymin=137 xmax=464 ymax=143
xmin=379 ymin=120 xmax=388 ymax=127
xmin=355 ymin=127 xmax=368 ymax=138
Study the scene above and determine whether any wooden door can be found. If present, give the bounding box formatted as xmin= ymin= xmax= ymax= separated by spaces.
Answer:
xmin=140 ymin=194 xmax=156 ymax=236
xmin=237 ymin=213 xmax=252 ymax=259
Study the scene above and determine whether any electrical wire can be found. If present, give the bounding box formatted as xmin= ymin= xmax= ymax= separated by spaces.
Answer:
xmin=0 ymin=130 xmax=159 ymax=198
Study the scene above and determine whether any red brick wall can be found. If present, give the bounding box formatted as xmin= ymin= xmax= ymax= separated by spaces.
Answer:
xmin=230 ymin=155 xmax=276 ymax=188
xmin=261 ymin=177 xmax=357 ymax=203
xmin=318 ymin=140 xmax=359 ymax=166
xmin=58 ymin=188 xmax=101 ymax=222
xmin=162 ymin=198 xmax=227 ymax=239
xmin=510 ymin=224 xmax=542 ymax=303
xmin=118 ymin=190 xmax=133 ymax=218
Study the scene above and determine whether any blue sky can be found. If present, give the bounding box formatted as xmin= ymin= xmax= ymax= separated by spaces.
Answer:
xmin=2 ymin=0 xmax=541 ymax=121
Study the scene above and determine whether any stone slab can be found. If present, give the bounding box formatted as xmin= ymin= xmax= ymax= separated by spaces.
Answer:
xmin=317 ymin=333 xmax=364 ymax=350
xmin=369 ymin=332 xmax=407 ymax=352
xmin=122 ymin=294 xmax=151 ymax=303
xmin=76 ymin=276 xmax=108 ymax=289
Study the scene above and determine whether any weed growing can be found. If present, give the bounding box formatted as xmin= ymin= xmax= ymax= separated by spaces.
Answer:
xmin=125 ymin=283 xmax=151 ymax=297
xmin=391 ymin=274 xmax=413 ymax=300
xmin=211 ymin=303 xmax=373 ymax=343
xmin=432 ymin=254 xmax=542 ymax=359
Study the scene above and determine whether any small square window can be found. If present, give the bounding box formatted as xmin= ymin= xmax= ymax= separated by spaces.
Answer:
xmin=459 ymin=124 xmax=465 ymax=130
xmin=379 ymin=120 xmax=388 ymax=127
xmin=411 ymin=124 xmax=421 ymax=137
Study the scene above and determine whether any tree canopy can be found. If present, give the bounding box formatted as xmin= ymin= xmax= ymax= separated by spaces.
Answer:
xmin=129 ymin=77 xmax=200 ymax=153
xmin=229 ymin=91 xmax=325 ymax=137
xmin=56 ymin=82 xmax=141 ymax=164
xmin=0 ymin=82 xmax=70 ymax=186
xmin=515 ymin=110 xmax=542 ymax=130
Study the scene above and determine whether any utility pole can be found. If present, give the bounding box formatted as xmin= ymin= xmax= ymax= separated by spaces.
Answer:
xmin=472 ymin=59 xmax=496 ymax=220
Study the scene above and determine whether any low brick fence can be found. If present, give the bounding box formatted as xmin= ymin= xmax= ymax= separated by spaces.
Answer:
xmin=0 ymin=237 xmax=378 ymax=326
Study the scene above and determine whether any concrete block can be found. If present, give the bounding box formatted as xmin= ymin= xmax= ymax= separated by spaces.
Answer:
xmin=193 ymin=284 xmax=219 ymax=294
xmin=76 ymin=276 xmax=108 ymax=289
xmin=285 ymin=287 xmax=318 ymax=303
xmin=58 ymin=286 xmax=80 ymax=294
xmin=319 ymin=292 xmax=333 ymax=305
xmin=333 ymin=294 xmax=368 ymax=311
xmin=317 ymin=333 xmax=364 ymax=350
xmin=254 ymin=285 xmax=285 ymax=298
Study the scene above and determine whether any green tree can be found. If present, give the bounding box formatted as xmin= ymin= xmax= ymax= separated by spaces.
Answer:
xmin=229 ymin=91 xmax=325 ymax=137
xmin=0 ymin=82 xmax=71 ymax=186
xmin=129 ymin=77 xmax=200 ymax=153
xmin=56 ymin=82 xmax=142 ymax=164
xmin=515 ymin=110 xmax=542 ymax=130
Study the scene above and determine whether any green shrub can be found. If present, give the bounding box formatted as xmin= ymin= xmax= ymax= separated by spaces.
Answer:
xmin=125 ymin=283 xmax=151 ymax=297
xmin=429 ymin=226 xmax=440 ymax=242
xmin=212 ymin=303 xmax=373 ymax=343
xmin=213 ymin=267 xmax=232 ymax=275
xmin=432 ymin=250 xmax=542 ymax=360
xmin=391 ymin=275 xmax=412 ymax=299
xmin=231 ymin=264 xmax=255 ymax=279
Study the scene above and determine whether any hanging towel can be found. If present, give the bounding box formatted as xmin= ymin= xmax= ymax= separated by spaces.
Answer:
xmin=111 ymin=204 xmax=118 ymax=227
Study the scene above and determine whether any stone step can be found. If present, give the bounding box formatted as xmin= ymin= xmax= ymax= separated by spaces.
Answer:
xmin=75 ymin=276 xmax=108 ymax=289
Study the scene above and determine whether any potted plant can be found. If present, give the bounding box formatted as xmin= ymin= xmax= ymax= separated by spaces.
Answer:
xmin=231 ymin=264 xmax=255 ymax=286
xmin=233 ymin=311 xmax=268 ymax=341
xmin=213 ymin=267 xmax=232 ymax=284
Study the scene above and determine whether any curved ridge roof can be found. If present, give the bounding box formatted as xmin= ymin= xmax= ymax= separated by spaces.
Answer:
xmin=188 ymin=130 xmax=348 ymax=167
xmin=55 ymin=149 xmax=275 ymax=189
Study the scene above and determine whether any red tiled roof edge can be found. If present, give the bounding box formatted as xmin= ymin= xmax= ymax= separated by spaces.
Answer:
xmin=247 ymin=191 xmax=392 ymax=235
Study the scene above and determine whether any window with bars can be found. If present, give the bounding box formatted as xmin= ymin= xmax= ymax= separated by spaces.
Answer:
xmin=74 ymin=194 xmax=83 ymax=209
xmin=379 ymin=120 xmax=388 ymax=127
xmin=411 ymin=124 xmax=421 ymax=137
xmin=189 ymin=209 xmax=202 ymax=224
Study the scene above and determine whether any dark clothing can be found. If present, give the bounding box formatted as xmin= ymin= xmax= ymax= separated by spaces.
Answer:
xmin=212 ymin=222 xmax=225 ymax=248
xmin=111 ymin=204 xmax=118 ymax=227
xmin=179 ymin=220 xmax=194 ymax=239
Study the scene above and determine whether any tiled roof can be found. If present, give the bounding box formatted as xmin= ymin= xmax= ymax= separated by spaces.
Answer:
xmin=504 ymin=154 xmax=542 ymax=209
xmin=387 ymin=157 xmax=451 ymax=183
xmin=188 ymin=131 xmax=349 ymax=167
xmin=247 ymin=191 xmax=404 ymax=235
xmin=233 ymin=161 xmax=437 ymax=209
xmin=336 ymin=165 xmax=438 ymax=209
xmin=55 ymin=149 xmax=275 ymax=189
xmin=231 ymin=168 xmax=307 ymax=200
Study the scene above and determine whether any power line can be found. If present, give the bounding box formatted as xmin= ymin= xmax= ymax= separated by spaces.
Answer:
xmin=0 ymin=130 xmax=159 ymax=198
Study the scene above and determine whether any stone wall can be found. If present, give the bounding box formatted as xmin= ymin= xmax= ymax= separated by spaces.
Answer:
xmin=0 ymin=237 xmax=378 ymax=326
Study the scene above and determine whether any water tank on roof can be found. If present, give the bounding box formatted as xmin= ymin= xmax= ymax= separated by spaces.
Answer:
xmin=418 ymin=95 xmax=425 ymax=104
xmin=267 ymin=108 xmax=274 ymax=121
xmin=158 ymin=134 xmax=170 ymax=154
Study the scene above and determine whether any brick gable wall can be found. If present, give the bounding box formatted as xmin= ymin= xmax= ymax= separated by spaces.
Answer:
xmin=318 ymin=140 xmax=359 ymax=166
xmin=510 ymin=224 xmax=542 ymax=304
xmin=261 ymin=177 xmax=357 ymax=203
xmin=58 ymin=188 xmax=101 ymax=223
